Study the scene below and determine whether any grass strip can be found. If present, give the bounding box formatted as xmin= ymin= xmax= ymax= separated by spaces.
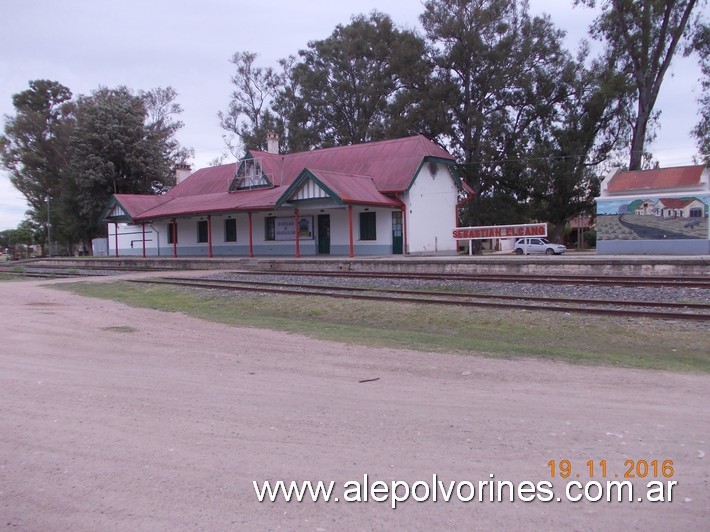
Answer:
xmin=54 ymin=281 xmax=710 ymax=374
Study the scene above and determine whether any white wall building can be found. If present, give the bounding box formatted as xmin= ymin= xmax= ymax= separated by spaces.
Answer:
xmin=100 ymin=135 xmax=473 ymax=257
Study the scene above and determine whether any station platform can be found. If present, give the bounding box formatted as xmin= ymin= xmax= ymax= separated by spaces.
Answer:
xmin=20 ymin=252 xmax=710 ymax=277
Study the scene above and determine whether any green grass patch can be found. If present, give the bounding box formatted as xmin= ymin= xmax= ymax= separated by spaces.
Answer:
xmin=54 ymin=281 xmax=710 ymax=374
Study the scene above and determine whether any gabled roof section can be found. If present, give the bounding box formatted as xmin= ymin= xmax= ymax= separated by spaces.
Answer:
xmin=606 ymin=165 xmax=707 ymax=194
xmin=101 ymin=136 xmax=460 ymax=221
xmin=408 ymin=156 xmax=468 ymax=193
xmin=99 ymin=194 xmax=171 ymax=223
xmin=167 ymin=163 xmax=238 ymax=197
xmin=276 ymin=169 xmax=401 ymax=208
xmin=254 ymin=135 xmax=456 ymax=193
xmin=134 ymin=187 xmax=284 ymax=221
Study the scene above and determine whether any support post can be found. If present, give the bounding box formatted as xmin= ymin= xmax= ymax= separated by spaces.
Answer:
xmin=141 ymin=223 xmax=146 ymax=258
xmin=402 ymin=206 xmax=408 ymax=255
xmin=348 ymin=205 xmax=354 ymax=258
xmin=294 ymin=208 xmax=300 ymax=258
xmin=207 ymin=215 xmax=213 ymax=258
xmin=248 ymin=212 xmax=254 ymax=258
xmin=114 ymin=223 xmax=119 ymax=257
xmin=172 ymin=218 xmax=177 ymax=258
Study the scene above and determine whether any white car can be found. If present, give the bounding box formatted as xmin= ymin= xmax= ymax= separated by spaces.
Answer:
xmin=514 ymin=237 xmax=566 ymax=255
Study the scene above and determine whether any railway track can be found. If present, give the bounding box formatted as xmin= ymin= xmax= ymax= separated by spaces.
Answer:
xmin=127 ymin=277 xmax=710 ymax=322
xmin=2 ymin=262 xmax=708 ymax=288
xmin=247 ymin=269 xmax=710 ymax=289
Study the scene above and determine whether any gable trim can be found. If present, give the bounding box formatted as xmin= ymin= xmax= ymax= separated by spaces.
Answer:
xmin=98 ymin=197 xmax=134 ymax=224
xmin=405 ymin=156 xmax=464 ymax=193
xmin=275 ymin=169 xmax=344 ymax=208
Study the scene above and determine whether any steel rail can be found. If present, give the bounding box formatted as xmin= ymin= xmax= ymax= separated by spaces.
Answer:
xmin=158 ymin=276 xmax=710 ymax=311
xmin=244 ymin=269 xmax=710 ymax=288
xmin=3 ymin=263 xmax=707 ymax=288
xmin=128 ymin=278 xmax=710 ymax=321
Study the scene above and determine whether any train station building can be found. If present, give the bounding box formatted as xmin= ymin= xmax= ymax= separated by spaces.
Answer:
xmin=596 ymin=165 xmax=710 ymax=255
xmin=99 ymin=135 xmax=473 ymax=257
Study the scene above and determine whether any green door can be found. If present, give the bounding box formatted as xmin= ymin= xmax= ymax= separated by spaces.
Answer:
xmin=392 ymin=211 xmax=403 ymax=254
xmin=317 ymin=214 xmax=330 ymax=254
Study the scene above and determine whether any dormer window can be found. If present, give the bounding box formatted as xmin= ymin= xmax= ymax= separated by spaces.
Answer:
xmin=228 ymin=157 xmax=272 ymax=192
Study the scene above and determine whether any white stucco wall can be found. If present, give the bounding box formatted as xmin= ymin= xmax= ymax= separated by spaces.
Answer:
xmin=403 ymin=163 xmax=458 ymax=254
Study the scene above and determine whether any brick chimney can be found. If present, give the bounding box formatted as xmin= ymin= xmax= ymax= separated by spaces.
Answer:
xmin=175 ymin=163 xmax=192 ymax=184
xmin=266 ymin=132 xmax=279 ymax=154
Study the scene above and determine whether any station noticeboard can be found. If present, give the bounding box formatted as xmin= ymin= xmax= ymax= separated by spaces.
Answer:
xmin=452 ymin=223 xmax=547 ymax=240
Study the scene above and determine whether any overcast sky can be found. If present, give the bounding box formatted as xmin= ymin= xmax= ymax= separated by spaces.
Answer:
xmin=0 ymin=0 xmax=705 ymax=230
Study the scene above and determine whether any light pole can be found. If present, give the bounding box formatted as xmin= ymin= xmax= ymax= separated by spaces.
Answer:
xmin=46 ymin=195 xmax=51 ymax=257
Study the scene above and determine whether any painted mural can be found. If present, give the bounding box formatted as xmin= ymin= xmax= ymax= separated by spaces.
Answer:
xmin=596 ymin=196 xmax=710 ymax=240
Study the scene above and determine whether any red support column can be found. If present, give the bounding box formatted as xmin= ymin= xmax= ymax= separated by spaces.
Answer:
xmin=207 ymin=215 xmax=213 ymax=258
xmin=348 ymin=205 xmax=354 ymax=258
xmin=172 ymin=218 xmax=177 ymax=258
xmin=141 ymin=222 xmax=146 ymax=258
xmin=294 ymin=208 xmax=300 ymax=258
xmin=114 ymin=223 xmax=119 ymax=257
xmin=248 ymin=212 xmax=254 ymax=258
xmin=402 ymin=206 xmax=409 ymax=255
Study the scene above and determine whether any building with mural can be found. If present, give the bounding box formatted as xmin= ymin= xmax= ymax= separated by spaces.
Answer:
xmin=596 ymin=165 xmax=710 ymax=255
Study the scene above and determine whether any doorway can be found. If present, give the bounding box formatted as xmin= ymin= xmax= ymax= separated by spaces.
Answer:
xmin=392 ymin=211 xmax=403 ymax=254
xmin=317 ymin=214 xmax=330 ymax=254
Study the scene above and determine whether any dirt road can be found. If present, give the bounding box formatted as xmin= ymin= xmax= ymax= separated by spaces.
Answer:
xmin=1 ymin=278 xmax=708 ymax=530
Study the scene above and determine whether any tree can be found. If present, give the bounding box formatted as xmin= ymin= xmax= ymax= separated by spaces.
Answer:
xmin=578 ymin=0 xmax=705 ymax=170
xmin=219 ymin=51 xmax=282 ymax=155
xmin=221 ymin=13 xmax=434 ymax=154
xmin=0 ymin=80 xmax=75 ymax=253
xmin=527 ymin=49 xmax=632 ymax=241
xmin=290 ymin=12 xmax=432 ymax=148
xmin=692 ymin=23 xmax=710 ymax=164
xmin=66 ymin=86 xmax=188 ymax=248
xmin=421 ymin=0 xmax=576 ymax=231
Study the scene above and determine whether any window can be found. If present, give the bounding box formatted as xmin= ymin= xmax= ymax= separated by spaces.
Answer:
xmin=359 ymin=212 xmax=376 ymax=240
xmin=265 ymin=217 xmax=276 ymax=241
xmin=689 ymin=208 xmax=702 ymax=218
xmin=225 ymin=218 xmax=237 ymax=242
xmin=167 ymin=222 xmax=178 ymax=244
xmin=197 ymin=220 xmax=209 ymax=243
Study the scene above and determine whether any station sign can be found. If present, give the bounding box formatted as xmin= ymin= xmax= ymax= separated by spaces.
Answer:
xmin=453 ymin=223 xmax=547 ymax=240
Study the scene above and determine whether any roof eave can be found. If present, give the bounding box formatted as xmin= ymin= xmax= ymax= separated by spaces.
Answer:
xmin=98 ymin=196 xmax=136 ymax=224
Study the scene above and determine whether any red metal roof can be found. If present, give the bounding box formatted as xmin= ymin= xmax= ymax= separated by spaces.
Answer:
xmin=607 ymin=165 xmax=705 ymax=193
xmin=304 ymin=170 xmax=401 ymax=207
xmin=252 ymin=135 xmax=454 ymax=193
xmin=134 ymin=187 xmax=284 ymax=220
xmin=167 ymin=163 xmax=238 ymax=197
xmin=107 ymin=135 xmax=459 ymax=221
xmin=113 ymin=194 xmax=171 ymax=218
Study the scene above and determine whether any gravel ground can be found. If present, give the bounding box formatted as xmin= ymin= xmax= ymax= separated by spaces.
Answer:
xmin=206 ymin=272 xmax=710 ymax=304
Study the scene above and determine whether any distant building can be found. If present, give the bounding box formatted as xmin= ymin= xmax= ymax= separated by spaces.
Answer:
xmin=654 ymin=198 xmax=705 ymax=219
xmin=99 ymin=135 xmax=473 ymax=257
xmin=596 ymin=165 xmax=710 ymax=255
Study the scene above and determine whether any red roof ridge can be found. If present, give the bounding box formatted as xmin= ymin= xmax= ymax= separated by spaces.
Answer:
xmin=250 ymin=134 xmax=449 ymax=159
xmin=606 ymin=164 xmax=706 ymax=193
xmin=308 ymin=168 xmax=376 ymax=179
